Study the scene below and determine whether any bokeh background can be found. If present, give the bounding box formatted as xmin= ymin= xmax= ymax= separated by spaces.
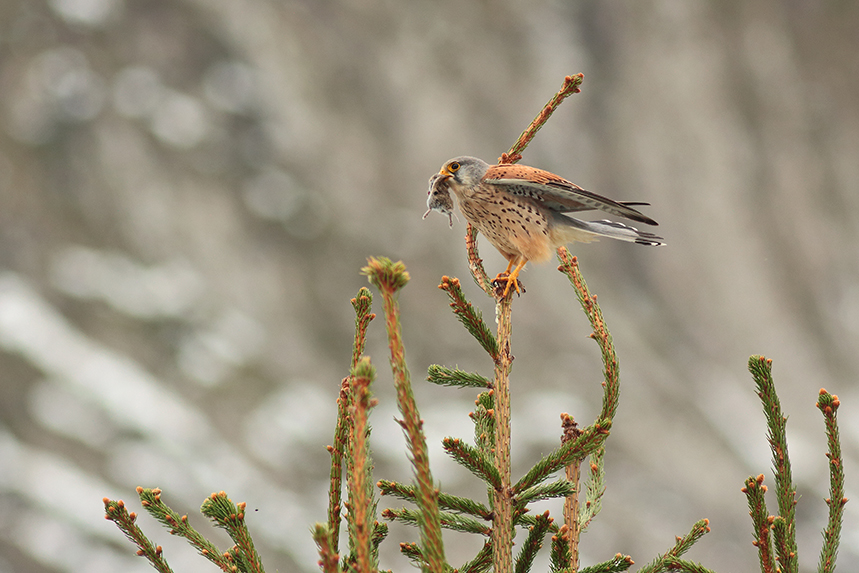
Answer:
xmin=2 ymin=0 xmax=859 ymax=571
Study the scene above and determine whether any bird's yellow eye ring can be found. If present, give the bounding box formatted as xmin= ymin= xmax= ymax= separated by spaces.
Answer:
xmin=448 ymin=161 xmax=461 ymax=172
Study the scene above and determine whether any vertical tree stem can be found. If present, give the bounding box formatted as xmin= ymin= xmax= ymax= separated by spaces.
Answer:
xmin=564 ymin=461 xmax=581 ymax=571
xmin=492 ymin=294 xmax=514 ymax=573
xmin=561 ymin=413 xmax=583 ymax=572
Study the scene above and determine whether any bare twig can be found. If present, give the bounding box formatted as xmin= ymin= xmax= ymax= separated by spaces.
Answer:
xmin=500 ymin=74 xmax=584 ymax=165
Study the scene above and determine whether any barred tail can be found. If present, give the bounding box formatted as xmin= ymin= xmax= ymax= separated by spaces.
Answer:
xmin=555 ymin=214 xmax=666 ymax=246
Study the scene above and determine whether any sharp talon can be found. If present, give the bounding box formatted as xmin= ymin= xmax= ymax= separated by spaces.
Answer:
xmin=492 ymin=275 xmax=524 ymax=298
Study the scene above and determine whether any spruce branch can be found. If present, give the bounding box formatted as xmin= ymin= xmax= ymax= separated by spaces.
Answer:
xmin=372 ymin=521 xmax=389 ymax=551
xmin=427 ymin=365 xmax=492 ymax=389
xmin=347 ymin=357 xmax=379 ymax=573
xmin=514 ymin=510 xmax=554 ymax=573
xmin=200 ymin=491 xmax=265 ymax=573
xmin=748 ymin=355 xmax=798 ymax=573
xmin=351 ymin=287 xmax=376 ymax=369
xmin=362 ymin=256 xmax=446 ymax=573
xmin=312 ymin=524 xmax=340 ymax=573
xmin=579 ymin=447 xmax=606 ymax=532
xmin=513 ymin=422 xmax=610 ymax=494
xmin=550 ymin=524 xmax=572 ymax=573
xmin=134 ymin=487 xmax=232 ymax=572
xmin=638 ymin=519 xmax=711 ymax=573
xmin=816 ymin=388 xmax=846 ymax=573
xmin=557 ymin=250 xmax=619 ymax=423
xmin=103 ymin=497 xmax=175 ymax=573
xmin=515 ymin=479 xmax=577 ymax=507
xmin=515 ymin=512 xmax=560 ymax=533
xmin=377 ymin=480 xmax=491 ymax=518
xmin=742 ymin=474 xmax=776 ymax=573
xmin=382 ymin=508 xmax=491 ymax=536
xmin=438 ymin=275 xmax=499 ymax=360
xmin=657 ymin=557 xmax=717 ymax=573
xmin=327 ymin=287 xmax=376 ymax=562
xmin=458 ymin=542 xmax=493 ymax=573
xmin=327 ymin=378 xmax=351 ymax=558
xmin=399 ymin=542 xmax=425 ymax=567
xmin=472 ymin=391 xmax=495 ymax=455
xmin=443 ymin=437 xmax=503 ymax=490
xmin=577 ymin=553 xmax=635 ymax=573
xmin=499 ymin=74 xmax=584 ymax=165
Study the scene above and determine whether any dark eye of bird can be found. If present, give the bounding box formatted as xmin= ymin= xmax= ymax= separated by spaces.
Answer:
xmin=449 ymin=162 xmax=460 ymax=172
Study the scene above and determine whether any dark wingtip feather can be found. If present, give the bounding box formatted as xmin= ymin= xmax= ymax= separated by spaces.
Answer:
xmin=634 ymin=238 xmax=666 ymax=246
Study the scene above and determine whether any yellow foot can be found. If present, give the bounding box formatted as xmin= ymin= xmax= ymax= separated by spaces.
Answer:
xmin=491 ymin=273 xmax=525 ymax=298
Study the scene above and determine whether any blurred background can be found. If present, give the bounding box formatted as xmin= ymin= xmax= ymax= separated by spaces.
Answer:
xmin=1 ymin=0 xmax=858 ymax=571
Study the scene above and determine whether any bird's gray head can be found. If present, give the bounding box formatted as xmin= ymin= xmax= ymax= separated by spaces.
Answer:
xmin=437 ymin=156 xmax=489 ymax=189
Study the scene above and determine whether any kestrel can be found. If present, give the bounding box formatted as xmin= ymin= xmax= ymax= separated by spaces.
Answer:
xmin=426 ymin=156 xmax=664 ymax=296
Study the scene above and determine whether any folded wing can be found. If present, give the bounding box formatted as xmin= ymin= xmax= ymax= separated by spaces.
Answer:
xmin=484 ymin=164 xmax=658 ymax=226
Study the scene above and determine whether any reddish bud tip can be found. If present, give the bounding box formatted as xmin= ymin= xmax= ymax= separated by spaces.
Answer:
xmin=103 ymin=497 xmax=110 ymax=504
xmin=819 ymin=388 xmax=827 ymax=395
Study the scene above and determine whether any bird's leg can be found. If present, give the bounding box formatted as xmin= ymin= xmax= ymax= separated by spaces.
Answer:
xmin=502 ymin=259 xmax=528 ymax=297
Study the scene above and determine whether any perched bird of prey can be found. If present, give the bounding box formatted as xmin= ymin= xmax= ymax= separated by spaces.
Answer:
xmin=426 ymin=156 xmax=664 ymax=296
